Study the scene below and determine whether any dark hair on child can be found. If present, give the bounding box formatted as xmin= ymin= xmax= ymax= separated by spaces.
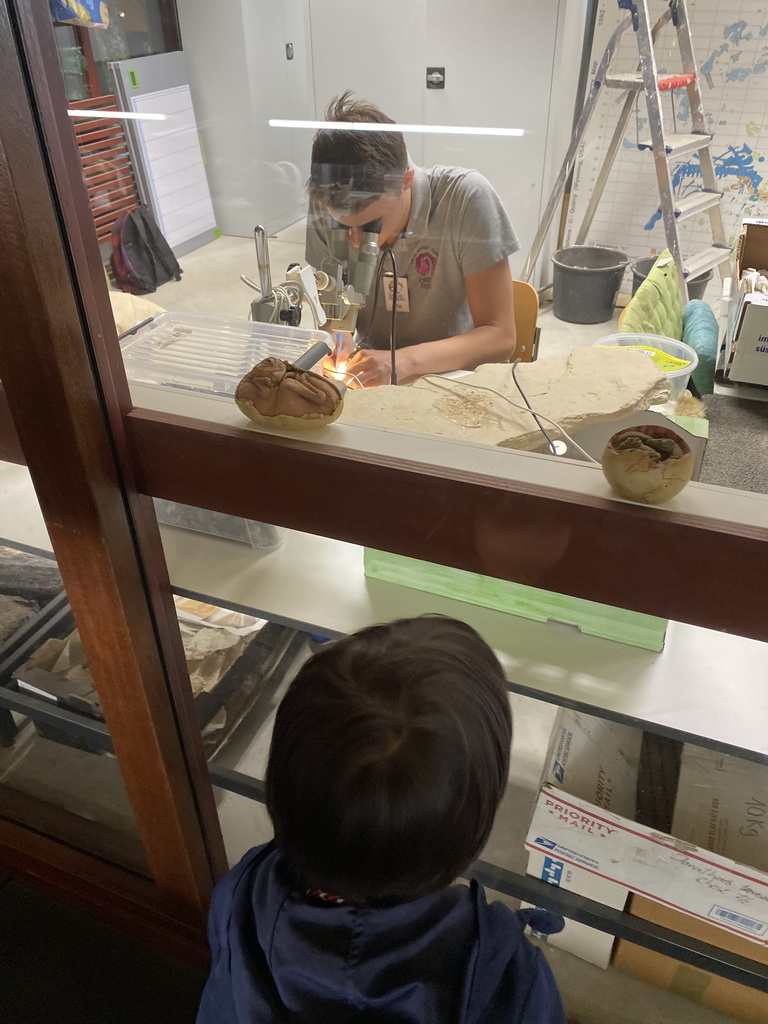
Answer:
xmin=307 ymin=91 xmax=409 ymax=214
xmin=266 ymin=615 xmax=511 ymax=904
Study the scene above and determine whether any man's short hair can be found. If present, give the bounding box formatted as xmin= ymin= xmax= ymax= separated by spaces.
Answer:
xmin=266 ymin=616 xmax=512 ymax=903
xmin=307 ymin=91 xmax=408 ymax=214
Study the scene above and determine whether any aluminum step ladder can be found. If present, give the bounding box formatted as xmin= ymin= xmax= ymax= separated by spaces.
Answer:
xmin=523 ymin=0 xmax=732 ymax=303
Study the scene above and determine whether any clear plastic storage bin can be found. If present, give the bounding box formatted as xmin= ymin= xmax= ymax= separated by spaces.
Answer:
xmin=120 ymin=312 xmax=330 ymax=397
xmin=153 ymin=499 xmax=284 ymax=550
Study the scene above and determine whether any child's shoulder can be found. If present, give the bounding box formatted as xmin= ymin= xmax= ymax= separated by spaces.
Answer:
xmin=209 ymin=842 xmax=279 ymax=929
xmin=468 ymin=882 xmax=566 ymax=1024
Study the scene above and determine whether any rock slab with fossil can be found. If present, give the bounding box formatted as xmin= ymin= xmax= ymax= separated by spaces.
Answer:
xmin=341 ymin=347 xmax=669 ymax=450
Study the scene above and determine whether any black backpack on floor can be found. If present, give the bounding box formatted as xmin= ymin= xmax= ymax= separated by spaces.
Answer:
xmin=110 ymin=205 xmax=183 ymax=295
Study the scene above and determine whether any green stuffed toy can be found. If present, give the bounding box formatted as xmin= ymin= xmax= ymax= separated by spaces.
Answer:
xmin=620 ymin=250 xmax=683 ymax=341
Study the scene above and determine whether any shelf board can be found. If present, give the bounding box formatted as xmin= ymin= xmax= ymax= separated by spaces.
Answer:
xmin=2 ymin=462 xmax=767 ymax=764
xmin=160 ymin=523 xmax=768 ymax=765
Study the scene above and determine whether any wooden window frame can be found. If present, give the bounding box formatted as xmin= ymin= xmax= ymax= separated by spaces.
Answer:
xmin=2 ymin=0 xmax=768 ymax=959
xmin=0 ymin=0 xmax=225 ymax=931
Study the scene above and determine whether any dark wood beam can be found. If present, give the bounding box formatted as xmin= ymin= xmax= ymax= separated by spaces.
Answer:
xmin=0 ymin=386 xmax=23 ymax=465
xmin=126 ymin=407 xmax=768 ymax=645
xmin=0 ymin=784 xmax=149 ymax=877
xmin=0 ymin=815 xmax=208 ymax=965
xmin=0 ymin=0 xmax=226 ymax=906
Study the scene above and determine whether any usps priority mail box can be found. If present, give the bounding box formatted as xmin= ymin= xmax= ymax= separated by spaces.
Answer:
xmin=525 ymin=848 xmax=628 ymax=968
xmin=527 ymin=786 xmax=768 ymax=946
xmin=522 ymin=712 xmax=641 ymax=966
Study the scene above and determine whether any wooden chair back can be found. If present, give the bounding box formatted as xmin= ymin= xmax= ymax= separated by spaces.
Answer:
xmin=512 ymin=279 xmax=540 ymax=362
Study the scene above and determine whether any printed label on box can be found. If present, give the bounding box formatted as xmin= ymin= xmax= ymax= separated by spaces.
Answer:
xmin=525 ymin=848 xmax=625 ymax=968
xmin=708 ymin=905 xmax=768 ymax=937
xmin=541 ymin=857 xmax=564 ymax=886
xmin=527 ymin=785 xmax=768 ymax=945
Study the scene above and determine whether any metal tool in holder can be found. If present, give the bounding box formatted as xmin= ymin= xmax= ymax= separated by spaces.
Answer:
xmin=244 ymin=220 xmax=382 ymax=334
xmin=245 ymin=226 xmax=304 ymax=327
xmin=523 ymin=0 xmax=732 ymax=303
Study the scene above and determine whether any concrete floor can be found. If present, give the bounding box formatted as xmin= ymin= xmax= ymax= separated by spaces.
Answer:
xmin=150 ymin=219 xmax=724 ymax=357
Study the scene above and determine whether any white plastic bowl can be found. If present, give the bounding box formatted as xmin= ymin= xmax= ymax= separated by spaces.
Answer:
xmin=594 ymin=333 xmax=699 ymax=404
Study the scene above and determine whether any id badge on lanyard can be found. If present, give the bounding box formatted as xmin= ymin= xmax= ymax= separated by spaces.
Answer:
xmin=383 ymin=272 xmax=410 ymax=312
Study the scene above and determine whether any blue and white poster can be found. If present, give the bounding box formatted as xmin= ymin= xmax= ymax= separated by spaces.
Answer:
xmin=49 ymin=1 xmax=109 ymax=29
xmin=565 ymin=0 xmax=768 ymax=264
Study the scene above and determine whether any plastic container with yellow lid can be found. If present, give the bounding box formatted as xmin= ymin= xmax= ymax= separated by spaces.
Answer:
xmin=594 ymin=333 xmax=699 ymax=404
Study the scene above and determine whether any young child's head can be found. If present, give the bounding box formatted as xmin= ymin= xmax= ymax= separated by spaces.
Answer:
xmin=266 ymin=616 xmax=511 ymax=904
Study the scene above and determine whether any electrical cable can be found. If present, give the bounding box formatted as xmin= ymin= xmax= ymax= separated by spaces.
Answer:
xmin=304 ymin=292 xmax=320 ymax=329
xmin=414 ymin=374 xmax=599 ymax=464
xmin=244 ymin=279 xmax=304 ymax=325
xmin=353 ymin=246 xmax=399 ymax=384
xmin=381 ymin=246 xmax=398 ymax=385
xmin=355 ymin=249 xmax=385 ymax=347
xmin=510 ymin=358 xmax=557 ymax=453
xmin=331 ymin=367 xmax=366 ymax=388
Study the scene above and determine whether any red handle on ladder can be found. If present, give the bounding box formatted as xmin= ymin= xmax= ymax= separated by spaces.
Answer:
xmin=657 ymin=72 xmax=695 ymax=91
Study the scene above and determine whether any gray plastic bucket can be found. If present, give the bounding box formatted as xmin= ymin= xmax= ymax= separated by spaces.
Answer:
xmin=552 ymin=246 xmax=630 ymax=324
xmin=631 ymin=256 xmax=713 ymax=299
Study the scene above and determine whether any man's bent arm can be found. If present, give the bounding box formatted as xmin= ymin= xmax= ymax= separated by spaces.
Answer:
xmin=348 ymin=259 xmax=517 ymax=386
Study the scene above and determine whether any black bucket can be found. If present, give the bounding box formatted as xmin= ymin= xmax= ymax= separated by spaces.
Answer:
xmin=631 ymin=256 xmax=713 ymax=299
xmin=552 ymin=246 xmax=630 ymax=324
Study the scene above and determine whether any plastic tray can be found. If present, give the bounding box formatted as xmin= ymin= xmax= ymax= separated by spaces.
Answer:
xmin=153 ymin=499 xmax=284 ymax=550
xmin=120 ymin=312 xmax=330 ymax=397
xmin=364 ymin=549 xmax=668 ymax=652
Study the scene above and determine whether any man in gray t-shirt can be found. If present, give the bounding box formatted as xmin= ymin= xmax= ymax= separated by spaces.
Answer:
xmin=305 ymin=93 xmax=519 ymax=388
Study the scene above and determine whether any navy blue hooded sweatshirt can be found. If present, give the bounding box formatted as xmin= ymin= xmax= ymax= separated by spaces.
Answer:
xmin=197 ymin=842 xmax=566 ymax=1024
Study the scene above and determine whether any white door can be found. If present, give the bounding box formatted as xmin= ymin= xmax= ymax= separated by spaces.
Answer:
xmin=307 ymin=0 xmax=564 ymax=274
xmin=422 ymin=0 xmax=563 ymax=277
xmin=243 ymin=0 xmax=315 ymax=232
xmin=307 ymin=0 xmax=428 ymax=167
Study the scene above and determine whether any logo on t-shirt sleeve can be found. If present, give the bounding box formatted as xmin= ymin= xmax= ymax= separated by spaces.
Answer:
xmin=413 ymin=247 xmax=438 ymax=288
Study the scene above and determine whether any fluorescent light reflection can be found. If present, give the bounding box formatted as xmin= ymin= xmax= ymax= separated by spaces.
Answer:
xmin=269 ymin=118 xmax=525 ymax=138
xmin=67 ymin=109 xmax=168 ymax=121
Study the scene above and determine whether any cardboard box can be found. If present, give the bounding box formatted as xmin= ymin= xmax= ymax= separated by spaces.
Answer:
xmin=672 ymin=746 xmax=768 ymax=874
xmin=526 ymin=849 xmax=627 ymax=968
xmin=736 ymin=218 xmax=768 ymax=277
xmin=724 ymin=219 xmax=768 ymax=385
xmin=522 ymin=711 xmax=640 ymax=967
xmin=614 ymin=897 xmax=768 ymax=1024
xmin=615 ymin=743 xmax=768 ymax=1022
xmin=526 ymin=735 xmax=768 ymax=946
